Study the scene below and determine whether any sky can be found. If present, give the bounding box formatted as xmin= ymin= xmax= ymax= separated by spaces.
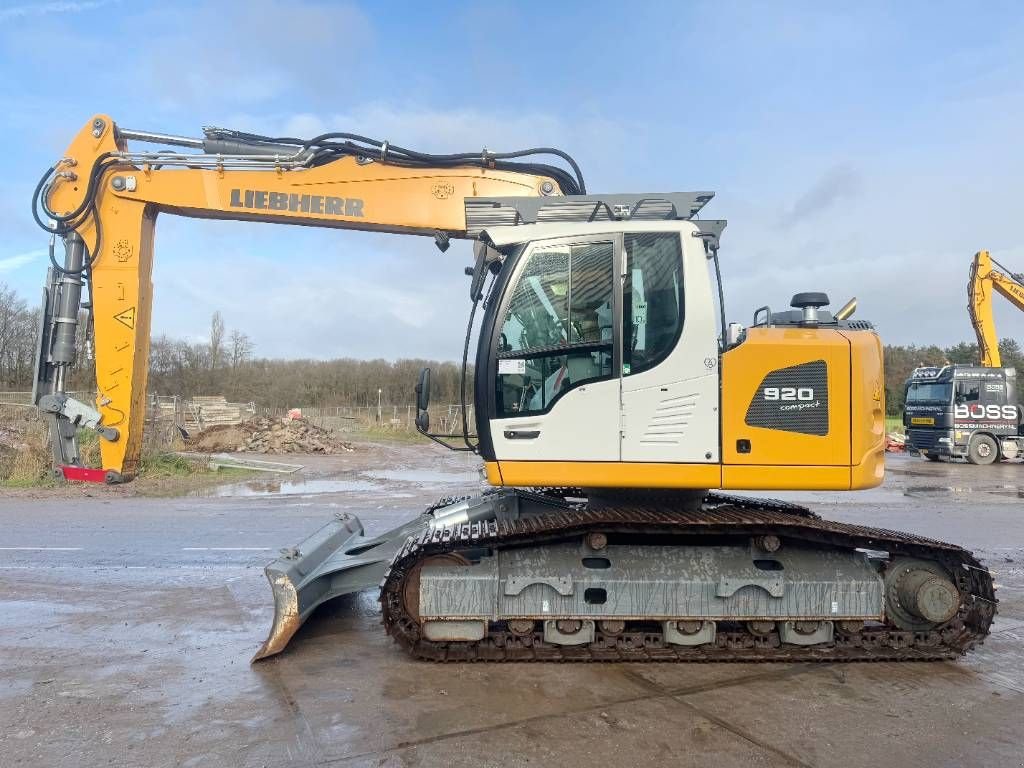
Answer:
xmin=1 ymin=0 xmax=1023 ymax=360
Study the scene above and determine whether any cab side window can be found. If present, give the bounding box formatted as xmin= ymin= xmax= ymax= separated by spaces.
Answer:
xmin=956 ymin=382 xmax=981 ymax=403
xmin=623 ymin=233 xmax=684 ymax=376
xmin=496 ymin=242 xmax=614 ymax=416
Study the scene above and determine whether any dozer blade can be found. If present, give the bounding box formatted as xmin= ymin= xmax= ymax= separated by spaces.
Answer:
xmin=253 ymin=511 xmax=428 ymax=661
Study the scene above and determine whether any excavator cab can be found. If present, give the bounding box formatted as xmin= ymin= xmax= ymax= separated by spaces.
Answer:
xmin=476 ymin=219 xmax=718 ymax=472
xmin=418 ymin=193 xmax=884 ymax=492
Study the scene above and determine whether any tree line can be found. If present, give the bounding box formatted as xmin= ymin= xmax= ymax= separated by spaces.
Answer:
xmin=1 ymin=281 xmax=1019 ymax=412
xmin=0 ymin=283 xmax=467 ymax=406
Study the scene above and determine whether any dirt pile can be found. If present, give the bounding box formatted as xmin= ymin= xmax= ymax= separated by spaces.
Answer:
xmin=189 ymin=416 xmax=354 ymax=455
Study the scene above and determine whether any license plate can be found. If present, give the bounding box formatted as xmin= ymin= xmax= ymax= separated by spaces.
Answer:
xmin=911 ymin=417 xmax=935 ymax=425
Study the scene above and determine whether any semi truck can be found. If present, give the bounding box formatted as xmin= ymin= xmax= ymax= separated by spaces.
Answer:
xmin=904 ymin=364 xmax=1022 ymax=463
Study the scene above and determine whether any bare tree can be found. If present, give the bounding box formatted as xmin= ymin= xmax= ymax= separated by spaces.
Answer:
xmin=208 ymin=311 xmax=225 ymax=370
xmin=0 ymin=283 xmax=33 ymax=389
xmin=229 ymin=329 xmax=254 ymax=369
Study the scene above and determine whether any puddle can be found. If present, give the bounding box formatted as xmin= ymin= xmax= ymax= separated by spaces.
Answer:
xmin=904 ymin=485 xmax=1024 ymax=499
xmin=194 ymin=469 xmax=480 ymax=497
xmin=361 ymin=469 xmax=480 ymax=484
xmin=192 ymin=478 xmax=382 ymax=497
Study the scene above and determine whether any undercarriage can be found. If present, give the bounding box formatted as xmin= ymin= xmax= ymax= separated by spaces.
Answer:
xmin=255 ymin=489 xmax=995 ymax=663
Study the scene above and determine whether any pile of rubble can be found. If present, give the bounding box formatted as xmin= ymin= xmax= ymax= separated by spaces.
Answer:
xmin=189 ymin=416 xmax=354 ymax=455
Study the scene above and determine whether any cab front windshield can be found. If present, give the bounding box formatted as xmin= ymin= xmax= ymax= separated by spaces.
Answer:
xmin=906 ymin=382 xmax=952 ymax=404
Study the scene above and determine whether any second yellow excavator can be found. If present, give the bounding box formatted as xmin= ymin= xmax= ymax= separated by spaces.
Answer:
xmin=29 ymin=116 xmax=995 ymax=663
xmin=968 ymin=250 xmax=1024 ymax=368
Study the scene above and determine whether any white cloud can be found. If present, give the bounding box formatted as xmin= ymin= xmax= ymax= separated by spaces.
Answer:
xmin=0 ymin=248 xmax=45 ymax=273
xmin=0 ymin=0 xmax=118 ymax=21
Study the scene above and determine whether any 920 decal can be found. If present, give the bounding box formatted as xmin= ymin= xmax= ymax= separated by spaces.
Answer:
xmin=763 ymin=387 xmax=814 ymax=401
xmin=745 ymin=360 xmax=829 ymax=436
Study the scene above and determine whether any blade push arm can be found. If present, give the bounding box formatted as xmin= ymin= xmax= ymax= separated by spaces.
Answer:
xmin=35 ymin=115 xmax=576 ymax=480
xmin=968 ymin=250 xmax=1024 ymax=368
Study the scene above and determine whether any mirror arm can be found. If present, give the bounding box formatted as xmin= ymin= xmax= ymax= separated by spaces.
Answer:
xmin=416 ymin=426 xmax=478 ymax=452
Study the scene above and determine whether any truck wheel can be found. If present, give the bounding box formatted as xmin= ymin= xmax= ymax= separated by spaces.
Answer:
xmin=967 ymin=435 xmax=998 ymax=465
xmin=925 ymin=453 xmax=942 ymax=462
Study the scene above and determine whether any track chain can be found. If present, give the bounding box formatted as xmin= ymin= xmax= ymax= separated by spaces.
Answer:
xmin=380 ymin=494 xmax=996 ymax=662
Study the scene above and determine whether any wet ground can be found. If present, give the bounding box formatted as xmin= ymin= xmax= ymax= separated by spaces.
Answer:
xmin=0 ymin=445 xmax=1021 ymax=767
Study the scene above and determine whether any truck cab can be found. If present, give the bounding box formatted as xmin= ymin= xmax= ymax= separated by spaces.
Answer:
xmin=904 ymin=365 xmax=1022 ymax=463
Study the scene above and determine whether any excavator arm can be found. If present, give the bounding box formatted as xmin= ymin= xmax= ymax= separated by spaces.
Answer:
xmin=32 ymin=115 xmax=581 ymax=481
xmin=968 ymin=250 xmax=1024 ymax=368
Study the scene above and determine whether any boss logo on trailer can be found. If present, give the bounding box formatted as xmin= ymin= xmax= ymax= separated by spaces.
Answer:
xmin=746 ymin=360 xmax=828 ymax=436
xmin=229 ymin=189 xmax=365 ymax=217
xmin=954 ymin=404 xmax=1018 ymax=421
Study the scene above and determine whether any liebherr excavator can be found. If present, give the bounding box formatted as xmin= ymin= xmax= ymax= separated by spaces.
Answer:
xmin=31 ymin=116 xmax=994 ymax=663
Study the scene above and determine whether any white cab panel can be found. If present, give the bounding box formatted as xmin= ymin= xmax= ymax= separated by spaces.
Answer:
xmin=490 ymin=378 xmax=620 ymax=461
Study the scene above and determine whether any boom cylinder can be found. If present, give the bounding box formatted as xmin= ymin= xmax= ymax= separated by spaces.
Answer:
xmin=51 ymin=233 xmax=86 ymax=368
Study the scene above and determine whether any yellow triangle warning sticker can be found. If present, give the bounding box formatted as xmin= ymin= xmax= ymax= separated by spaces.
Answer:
xmin=114 ymin=307 xmax=136 ymax=329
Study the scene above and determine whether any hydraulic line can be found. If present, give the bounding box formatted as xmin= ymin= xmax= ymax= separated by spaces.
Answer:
xmin=31 ymin=128 xmax=586 ymax=278
xmin=204 ymin=127 xmax=586 ymax=194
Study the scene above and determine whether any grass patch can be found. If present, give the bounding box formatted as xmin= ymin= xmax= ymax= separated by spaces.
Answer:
xmin=137 ymin=449 xmax=203 ymax=478
xmin=885 ymin=416 xmax=904 ymax=434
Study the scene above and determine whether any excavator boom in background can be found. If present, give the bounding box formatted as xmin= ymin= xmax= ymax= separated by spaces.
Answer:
xmin=968 ymin=250 xmax=1024 ymax=368
xmin=29 ymin=116 xmax=995 ymax=663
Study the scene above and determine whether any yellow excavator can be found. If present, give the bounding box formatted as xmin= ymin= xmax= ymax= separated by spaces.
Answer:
xmin=968 ymin=250 xmax=1024 ymax=368
xmin=30 ymin=115 xmax=994 ymax=662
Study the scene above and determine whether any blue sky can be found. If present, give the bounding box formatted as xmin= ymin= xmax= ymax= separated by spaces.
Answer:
xmin=2 ymin=0 xmax=1023 ymax=359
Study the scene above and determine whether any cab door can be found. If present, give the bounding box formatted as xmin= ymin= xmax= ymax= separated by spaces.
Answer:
xmin=489 ymin=235 xmax=622 ymax=461
xmin=619 ymin=231 xmax=721 ymax=463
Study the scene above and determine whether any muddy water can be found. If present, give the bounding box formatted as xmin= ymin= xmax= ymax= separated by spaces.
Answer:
xmin=192 ymin=468 xmax=481 ymax=498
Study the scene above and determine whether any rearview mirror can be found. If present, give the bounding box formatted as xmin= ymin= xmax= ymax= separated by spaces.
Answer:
xmin=415 ymin=367 xmax=431 ymax=432
xmin=470 ymin=241 xmax=504 ymax=301
xmin=416 ymin=367 xmax=431 ymax=413
xmin=470 ymin=242 xmax=488 ymax=301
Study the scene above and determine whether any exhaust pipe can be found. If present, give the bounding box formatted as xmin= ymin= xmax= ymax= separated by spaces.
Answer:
xmin=835 ymin=297 xmax=857 ymax=321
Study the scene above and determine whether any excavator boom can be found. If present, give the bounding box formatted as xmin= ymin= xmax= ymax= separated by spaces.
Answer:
xmin=968 ymin=250 xmax=1024 ymax=367
xmin=32 ymin=115 xmax=578 ymax=480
